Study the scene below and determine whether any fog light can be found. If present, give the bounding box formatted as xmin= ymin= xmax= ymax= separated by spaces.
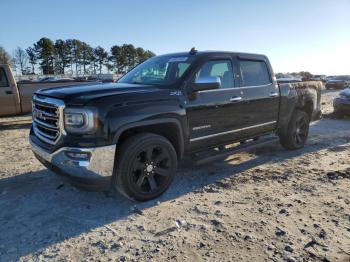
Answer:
xmin=66 ymin=151 xmax=90 ymax=160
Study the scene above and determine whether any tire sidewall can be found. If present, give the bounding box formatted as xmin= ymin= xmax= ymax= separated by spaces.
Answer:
xmin=289 ymin=110 xmax=310 ymax=149
xmin=114 ymin=134 xmax=178 ymax=201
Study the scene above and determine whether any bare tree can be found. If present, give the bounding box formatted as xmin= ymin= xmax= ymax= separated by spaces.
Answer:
xmin=26 ymin=47 xmax=37 ymax=74
xmin=0 ymin=46 xmax=12 ymax=65
xmin=13 ymin=47 xmax=28 ymax=75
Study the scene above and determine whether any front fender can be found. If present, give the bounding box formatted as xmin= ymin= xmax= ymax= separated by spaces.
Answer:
xmin=106 ymin=100 xmax=188 ymax=157
xmin=112 ymin=117 xmax=186 ymax=159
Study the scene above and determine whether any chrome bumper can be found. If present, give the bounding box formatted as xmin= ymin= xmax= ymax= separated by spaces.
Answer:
xmin=30 ymin=138 xmax=116 ymax=179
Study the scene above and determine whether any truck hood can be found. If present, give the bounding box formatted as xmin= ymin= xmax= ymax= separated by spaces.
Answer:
xmin=35 ymin=82 xmax=170 ymax=105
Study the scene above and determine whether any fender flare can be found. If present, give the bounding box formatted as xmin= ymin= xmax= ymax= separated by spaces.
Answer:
xmin=112 ymin=118 xmax=185 ymax=158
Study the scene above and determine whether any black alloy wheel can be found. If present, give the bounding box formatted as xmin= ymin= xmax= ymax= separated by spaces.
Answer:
xmin=279 ymin=110 xmax=310 ymax=150
xmin=130 ymin=145 xmax=173 ymax=193
xmin=113 ymin=133 xmax=177 ymax=201
xmin=294 ymin=115 xmax=309 ymax=147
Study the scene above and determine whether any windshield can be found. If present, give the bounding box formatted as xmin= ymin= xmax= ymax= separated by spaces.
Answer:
xmin=118 ymin=55 xmax=194 ymax=86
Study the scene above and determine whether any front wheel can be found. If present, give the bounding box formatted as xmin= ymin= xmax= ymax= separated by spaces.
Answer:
xmin=279 ymin=110 xmax=310 ymax=150
xmin=113 ymin=133 xmax=178 ymax=201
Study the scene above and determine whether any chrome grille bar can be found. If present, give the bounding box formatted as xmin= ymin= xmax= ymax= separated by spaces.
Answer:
xmin=32 ymin=95 xmax=65 ymax=145
xmin=34 ymin=119 xmax=57 ymax=130
xmin=34 ymin=119 xmax=59 ymax=131
xmin=33 ymin=122 xmax=59 ymax=140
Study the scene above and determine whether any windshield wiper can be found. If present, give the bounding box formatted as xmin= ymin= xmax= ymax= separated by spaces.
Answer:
xmin=132 ymin=81 xmax=147 ymax=85
xmin=131 ymin=81 xmax=162 ymax=86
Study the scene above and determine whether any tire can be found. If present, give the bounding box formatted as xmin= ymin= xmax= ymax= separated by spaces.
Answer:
xmin=333 ymin=110 xmax=344 ymax=119
xmin=279 ymin=110 xmax=310 ymax=150
xmin=112 ymin=133 xmax=178 ymax=201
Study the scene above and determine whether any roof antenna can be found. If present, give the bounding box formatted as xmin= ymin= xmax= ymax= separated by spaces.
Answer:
xmin=189 ymin=47 xmax=197 ymax=55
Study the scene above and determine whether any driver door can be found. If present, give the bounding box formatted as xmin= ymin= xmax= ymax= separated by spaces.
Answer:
xmin=185 ymin=56 xmax=247 ymax=150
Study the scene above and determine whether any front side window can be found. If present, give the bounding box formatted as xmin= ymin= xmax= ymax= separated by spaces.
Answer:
xmin=240 ymin=60 xmax=271 ymax=87
xmin=0 ymin=68 xmax=9 ymax=87
xmin=197 ymin=60 xmax=234 ymax=89
xmin=118 ymin=56 xmax=194 ymax=86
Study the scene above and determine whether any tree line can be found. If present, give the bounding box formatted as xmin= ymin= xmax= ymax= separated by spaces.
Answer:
xmin=0 ymin=37 xmax=155 ymax=76
xmin=275 ymin=71 xmax=313 ymax=80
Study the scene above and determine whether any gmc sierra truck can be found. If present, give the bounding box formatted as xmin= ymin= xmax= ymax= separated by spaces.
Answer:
xmin=0 ymin=64 xmax=97 ymax=117
xmin=29 ymin=50 xmax=322 ymax=201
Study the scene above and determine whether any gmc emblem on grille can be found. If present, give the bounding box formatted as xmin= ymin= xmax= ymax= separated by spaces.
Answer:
xmin=34 ymin=109 xmax=46 ymax=120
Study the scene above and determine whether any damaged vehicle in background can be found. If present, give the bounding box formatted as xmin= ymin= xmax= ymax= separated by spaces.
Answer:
xmin=311 ymin=75 xmax=326 ymax=82
xmin=325 ymin=75 xmax=350 ymax=90
xmin=333 ymin=88 xmax=350 ymax=117
xmin=276 ymin=74 xmax=302 ymax=84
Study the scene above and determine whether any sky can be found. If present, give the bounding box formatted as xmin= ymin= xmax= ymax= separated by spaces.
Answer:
xmin=1 ymin=0 xmax=350 ymax=75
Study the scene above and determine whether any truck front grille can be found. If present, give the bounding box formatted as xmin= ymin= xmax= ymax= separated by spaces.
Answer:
xmin=32 ymin=96 xmax=65 ymax=145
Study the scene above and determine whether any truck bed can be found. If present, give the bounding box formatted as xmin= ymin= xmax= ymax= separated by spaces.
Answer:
xmin=280 ymin=81 xmax=323 ymax=121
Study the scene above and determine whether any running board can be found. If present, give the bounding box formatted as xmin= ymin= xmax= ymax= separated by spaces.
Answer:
xmin=194 ymin=136 xmax=279 ymax=166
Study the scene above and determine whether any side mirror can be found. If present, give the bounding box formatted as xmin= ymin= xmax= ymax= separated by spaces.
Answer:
xmin=192 ymin=76 xmax=221 ymax=91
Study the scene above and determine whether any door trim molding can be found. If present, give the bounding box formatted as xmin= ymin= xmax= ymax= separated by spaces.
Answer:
xmin=190 ymin=121 xmax=276 ymax=142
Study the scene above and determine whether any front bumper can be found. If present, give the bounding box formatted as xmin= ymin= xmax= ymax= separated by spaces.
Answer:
xmin=326 ymin=83 xmax=345 ymax=89
xmin=30 ymin=137 xmax=116 ymax=179
xmin=333 ymin=98 xmax=350 ymax=115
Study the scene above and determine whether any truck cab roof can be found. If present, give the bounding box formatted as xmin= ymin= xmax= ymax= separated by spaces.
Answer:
xmin=158 ymin=51 xmax=269 ymax=61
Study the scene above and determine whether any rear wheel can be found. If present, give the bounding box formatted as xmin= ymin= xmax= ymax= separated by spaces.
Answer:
xmin=279 ymin=110 xmax=310 ymax=150
xmin=113 ymin=133 xmax=177 ymax=201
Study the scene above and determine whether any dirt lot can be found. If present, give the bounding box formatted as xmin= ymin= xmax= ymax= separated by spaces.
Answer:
xmin=0 ymin=89 xmax=349 ymax=262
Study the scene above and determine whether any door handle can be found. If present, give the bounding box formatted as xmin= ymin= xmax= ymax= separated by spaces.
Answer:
xmin=269 ymin=92 xmax=278 ymax=97
xmin=230 ymin=96 xmax=242 ymax=102
xmin=5 ymin=91 xmax=13 ymax=95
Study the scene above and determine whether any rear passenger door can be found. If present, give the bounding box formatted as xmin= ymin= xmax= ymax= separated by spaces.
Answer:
xmin=236 ymin=58 xmax=279 ymax=138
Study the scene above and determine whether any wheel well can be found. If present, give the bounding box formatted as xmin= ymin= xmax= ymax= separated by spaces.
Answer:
xmin=117 ymin=123 xmax=184 ymax=159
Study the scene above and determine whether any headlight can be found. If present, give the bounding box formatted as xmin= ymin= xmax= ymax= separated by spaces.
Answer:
xmin=65 ymin=113 xmax=85 ymax=126
xmin=340 ymin=95 xmax=348 ymax=100
xmin=64 ymin=108 xmax=96 ymax=134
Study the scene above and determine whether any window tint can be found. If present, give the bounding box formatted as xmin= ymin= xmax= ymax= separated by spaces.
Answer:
xmin=240 ymin=60 xmax=271 ymax=86
xmin=197 ymin=60 xmax=234 ymax=89
xmin=118 ymin=56 xmax=194 ymax=86
xmin=177 ymin=62 xmax=190 ymax=78
xmin=0 ymin=68 xmax=9 ymax=87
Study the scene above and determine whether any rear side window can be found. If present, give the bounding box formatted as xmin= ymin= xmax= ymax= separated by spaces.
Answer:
xmin=0 ymin=68 xmax=9 ymax=87
xmin=240 ymin=60 xmax=271 ymax=87
xmin=197 ymin=60 xmax=234 ymax=89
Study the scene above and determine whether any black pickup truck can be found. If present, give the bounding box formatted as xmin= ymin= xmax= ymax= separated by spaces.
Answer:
xmin=29 ymin=50 xmax=322 ymax=201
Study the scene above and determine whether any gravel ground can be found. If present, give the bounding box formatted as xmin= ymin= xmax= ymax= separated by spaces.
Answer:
xmin=0 ymin=89 xmax=349 ymax=262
